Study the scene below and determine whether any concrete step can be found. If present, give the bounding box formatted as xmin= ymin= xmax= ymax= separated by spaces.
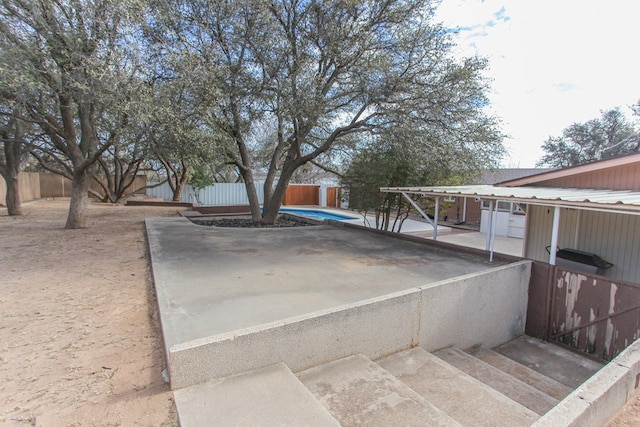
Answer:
xmin=466 ymin=345 xmax=573 ymax=400
xmin=493 ymin=336 xmax=604 ymax=389
xmin=433 ymin=347 xmax=558 ymax=415
xmin=377 ymin=347 xmax=539 ymax=426
xmin=174 ymin=363 xmax=340 ymax=427
xmin=298 ymin=354 xmax=460 ymax=427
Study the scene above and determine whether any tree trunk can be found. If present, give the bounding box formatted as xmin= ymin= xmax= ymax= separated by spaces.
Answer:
xmin=2 ymin=129 xmax=25 ymax=216
xmin=172 ymin=165 xmax=189 ymax=202
xmin=172 ymin=184 xmax=183 ymax=202
xmin=65 ymin=170 xmax=91 ymax=229
xmin=260 ymin=168 xmax=293 ymax=224
xmin=240 ymin=169 xmax=262 ymax=223
xmin=5 ymin=175 xmax=22 ymax=215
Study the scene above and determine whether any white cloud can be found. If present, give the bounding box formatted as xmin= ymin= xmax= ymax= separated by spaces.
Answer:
xmin=435 ymin=0 xmax=640 ymax=167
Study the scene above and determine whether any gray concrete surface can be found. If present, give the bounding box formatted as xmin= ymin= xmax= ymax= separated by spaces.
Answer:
xmin=298 ymin=354 xmax=460 ymax=426
xmin=533 ymin=337 xmax=640 ymax=427
xmin=378 ymin=347 xmax=540 ymax=426
xmin=494 ymin=336 xmax=604 ymax=389
xmin=146 ymin=217 xmax=502 ymax=351
xmin=433 ymin=347 xmax=559 ymax=415
xmin=433 ymin=231 xmax=524 ymax=257
xmin=174 ymin=363 xmax=340 ymax=426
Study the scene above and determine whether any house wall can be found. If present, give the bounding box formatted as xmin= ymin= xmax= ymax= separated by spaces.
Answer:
xmin=525 ymin=205 xmax=640 ymax=283
xmin=530 ymin=162 xmax=640 ymax=190
xmin=442 ymin=197 xmax=482 ymax=224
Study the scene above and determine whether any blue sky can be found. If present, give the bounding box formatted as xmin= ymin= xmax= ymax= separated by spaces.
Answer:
xmin=435 ymin=0 xmax=640 ymax=167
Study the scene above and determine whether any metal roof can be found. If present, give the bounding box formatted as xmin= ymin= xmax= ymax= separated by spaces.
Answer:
xmin=380 ymin=185 xmax=640 ymax=215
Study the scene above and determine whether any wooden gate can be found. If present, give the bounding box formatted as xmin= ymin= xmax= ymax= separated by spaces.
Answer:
xmin=326 ymin=187 xmax=341 ymax=208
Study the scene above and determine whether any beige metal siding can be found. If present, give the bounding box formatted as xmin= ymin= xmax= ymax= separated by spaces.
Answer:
xmin=526 ymin=205 xmax=640 ymax=283
xmin=524 ymin=205 xmax=553 ymax=261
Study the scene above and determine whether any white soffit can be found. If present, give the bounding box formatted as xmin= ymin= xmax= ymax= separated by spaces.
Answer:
xmin=380 ymin=185 xmax=640 ymax=215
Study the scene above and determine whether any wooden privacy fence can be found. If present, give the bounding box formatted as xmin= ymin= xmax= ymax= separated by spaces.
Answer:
xmin=1 ymin=172 xmax=146 ymax=203
xmin=0 ymin=172 xmax=41 ymax=203
xmin=39 ymin=173 xmax=72 ymax=198
xmin=282 ymin=185 xmax=319 ymax=205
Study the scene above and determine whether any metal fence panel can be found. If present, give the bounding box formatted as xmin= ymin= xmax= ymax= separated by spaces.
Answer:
xmin=148 ymin=182 xmax=265 ymax=205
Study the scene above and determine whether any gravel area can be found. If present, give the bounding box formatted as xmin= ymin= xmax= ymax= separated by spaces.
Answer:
xmin=190 ymin=214 xmax=320 ymax=228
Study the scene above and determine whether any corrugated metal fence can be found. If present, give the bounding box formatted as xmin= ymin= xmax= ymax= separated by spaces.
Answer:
xmin=148 ymin=182 xmax=264 ymax=205
xmin=148 ymin=181 xmax=342 ymax=207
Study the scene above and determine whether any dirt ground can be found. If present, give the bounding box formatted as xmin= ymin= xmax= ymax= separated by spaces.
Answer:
xmin=1 ymin=199 xmax=640 ymax=426
xmin=1 ymin=200 xmax=182 ymax=426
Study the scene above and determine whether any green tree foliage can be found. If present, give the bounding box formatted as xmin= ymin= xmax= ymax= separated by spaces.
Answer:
xmin=147 ymin=0 xmax=504 ymax=224
xmin=537 ymin=107 xmax=640 ymax=168
xmin=342 ymin=123 xmax=498 ymax=230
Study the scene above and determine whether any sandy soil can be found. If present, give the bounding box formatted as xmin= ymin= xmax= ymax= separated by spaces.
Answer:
xmin=1 ymin=199 xmax=639 ymax=426
xmin=1 ymin=200 xmax=182 ymax=426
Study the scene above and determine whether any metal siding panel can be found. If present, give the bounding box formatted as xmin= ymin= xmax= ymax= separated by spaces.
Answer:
xmin=148 ymin=182 xmax=266 ymax=205
xmin=631 ymin=217 xmax=640 ymax=281
xmin=558 ymin=208 xmax=578 ymax=250
xmin=526 ymin=205 xmax=553 ymax=261
xmin=569 ymin=211 xmax=640 ymax=284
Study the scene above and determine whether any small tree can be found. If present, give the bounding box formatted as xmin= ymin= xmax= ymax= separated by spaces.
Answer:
xmin=342 ymin=121 xmax=501 ymax=230
xmin=188 ymin=164 xmax=215 ymax=205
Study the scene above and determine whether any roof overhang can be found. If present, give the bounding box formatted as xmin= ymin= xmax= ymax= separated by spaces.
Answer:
xmin=380 ymin=185 xmax=640 ymax=216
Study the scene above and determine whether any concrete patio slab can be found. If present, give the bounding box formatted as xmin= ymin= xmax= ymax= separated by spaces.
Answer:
xmin=146 ymin=217 xmax=504 ymax=355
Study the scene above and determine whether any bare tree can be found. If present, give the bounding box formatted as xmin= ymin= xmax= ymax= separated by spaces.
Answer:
xmin=0 ymin=0 xmax=144 ymax=228
xmin=0 ymin=100 xmax=28 ymax=215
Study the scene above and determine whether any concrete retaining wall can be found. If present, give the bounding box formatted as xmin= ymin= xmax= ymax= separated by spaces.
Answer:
xmin=533 ymin=338 xmax=640 ymax=427
xmin=167 ymin=260 xmax=531 ymax=390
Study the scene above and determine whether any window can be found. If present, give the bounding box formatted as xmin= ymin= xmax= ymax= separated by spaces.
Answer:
xmin=497 ymin=201 xmax=510 ymax=211
xmin=481 ymin=200 xmax=511 ymax=211
xmin=512 ymin=204 xmax=526 ymax=215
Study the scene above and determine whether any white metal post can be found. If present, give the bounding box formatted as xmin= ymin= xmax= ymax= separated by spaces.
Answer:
xmin=433 ymin=197 xmax=439 ymax=240
xmin=549 ymin=206 xmax=561 ymax=265
xmin=462 ymin=197 xmax=467 ymax=222
xmin=485 ymin=200 xmax=493 ymax=251
xmin=489 ymin=201 xmax=499 ymax=262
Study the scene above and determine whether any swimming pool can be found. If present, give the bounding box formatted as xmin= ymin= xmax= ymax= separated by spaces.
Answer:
xmin=279 ymin=208 xmax=358 ymax=221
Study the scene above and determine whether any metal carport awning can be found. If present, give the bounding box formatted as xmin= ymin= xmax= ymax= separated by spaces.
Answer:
xmin=380 ymin=185 xmax=640 ymax=263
